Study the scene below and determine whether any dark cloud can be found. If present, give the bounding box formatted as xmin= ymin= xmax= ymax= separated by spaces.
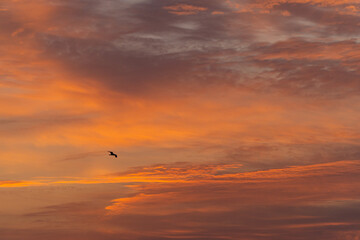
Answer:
xmin=2 ymin=0 xmax=360 ymax=99
xmin=243 ymin=38 xmax=360 ymax=98
xmin=103 ymin=205 xmax=360 ymax=240
xmin=18 ymin=0 xmax=232 ymax=97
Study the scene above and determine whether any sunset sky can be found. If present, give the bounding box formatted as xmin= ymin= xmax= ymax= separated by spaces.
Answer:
xmin=0 ymin=0 xmax=360 ymax=239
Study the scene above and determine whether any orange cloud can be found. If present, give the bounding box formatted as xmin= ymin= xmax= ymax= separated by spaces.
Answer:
xmin=1 ymin=0 xmax=360 ymax=239
xmin=1 ymin=159 xmax=359 ymax=239
xmin=211 ymin=11 xmax=225 ymax=15
xmin=163 ymin=4 xmax=208 ymax=15
xmin=0 ymin=180 xmax=43 ymax=188
xmin=105 ymin=160 xmax=360 ymax=215
xmin=2 ymin=159 xmax=358 ymax=189
xmin=226 ymin=0 xmax=360 ymax=17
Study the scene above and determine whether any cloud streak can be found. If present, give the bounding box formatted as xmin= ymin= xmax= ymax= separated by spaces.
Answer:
xmin=4 ymin=159 xmax=359 ymax=239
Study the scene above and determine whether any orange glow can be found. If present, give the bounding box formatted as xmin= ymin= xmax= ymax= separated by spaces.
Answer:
xmin=1 ymin=0 xmax=359 ymax=238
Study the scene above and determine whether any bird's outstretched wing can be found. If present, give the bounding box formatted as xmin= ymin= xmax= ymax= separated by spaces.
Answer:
xmin=108 ymin=151 xmax=117 ymax=158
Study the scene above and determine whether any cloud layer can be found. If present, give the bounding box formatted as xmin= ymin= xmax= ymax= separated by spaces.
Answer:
xmin=0 ymin=0 xmax=359 ymax=239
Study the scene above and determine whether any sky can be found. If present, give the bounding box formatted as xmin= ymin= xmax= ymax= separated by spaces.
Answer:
xmin=0 ymin=0 xmax=360 ymax=239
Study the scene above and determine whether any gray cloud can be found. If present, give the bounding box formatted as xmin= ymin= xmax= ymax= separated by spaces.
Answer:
xmin=2 ymin=0 xmax=359 ymax=99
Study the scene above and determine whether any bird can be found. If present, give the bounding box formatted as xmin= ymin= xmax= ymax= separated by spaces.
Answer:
xmin=108 ymin=151 xmax=117 ymax=158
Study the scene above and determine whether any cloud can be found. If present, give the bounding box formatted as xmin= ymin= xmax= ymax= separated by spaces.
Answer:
xmin=0 ymin=1 xmax=359 ymax=239
xmin=99 ymin=160 xmax=360 ymax=239
xmin=3 ymin=0 xmax=359 ymax=100
xmin=2 ymin=159 xmax=360 ymax=239
xmin=0 ymin=181 xmax=41 ymax=188
xmin=163 ymin=4 xmax=208 ymax=15
xmin=106 ymin=160 xmax=360 ymax=211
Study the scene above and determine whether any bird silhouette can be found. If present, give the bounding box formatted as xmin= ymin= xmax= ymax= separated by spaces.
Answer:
xmin=108 ymin=151 xmax=118 ymax=158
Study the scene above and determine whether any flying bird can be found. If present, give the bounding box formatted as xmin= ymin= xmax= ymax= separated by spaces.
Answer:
xmin=108 ymin=151 xmax=117 ymax=158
